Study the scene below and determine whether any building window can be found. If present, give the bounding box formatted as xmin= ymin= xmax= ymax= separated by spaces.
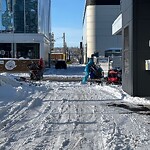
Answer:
xmin=0 ymin=0 xmax=38 ymax=33
xmin=16 ymin=43 xmax=39 ymax=59
xmin=123 ymin=26 xmax=129 ymax=74
xmin=105 ymin=48 xmax=122 ymax=57
xmin=124 ymin=26 xmax=129 ymax=51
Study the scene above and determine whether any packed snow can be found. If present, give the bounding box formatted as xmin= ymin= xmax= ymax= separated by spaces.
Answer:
xmin=0 ymin=64 xmax=150 ymax=150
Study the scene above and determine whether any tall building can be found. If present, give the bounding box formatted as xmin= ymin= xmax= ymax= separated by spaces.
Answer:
xmin=83 ymin=0 xmax=121 ymax=63
xmin=0 ymin=0 xmax=51 ymax=65
xmin=113 ymin=0 xmax=150 ymax=97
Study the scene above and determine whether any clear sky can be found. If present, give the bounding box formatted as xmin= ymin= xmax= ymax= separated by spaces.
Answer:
xmin=51 ymin=0 xmax=85 ymax=48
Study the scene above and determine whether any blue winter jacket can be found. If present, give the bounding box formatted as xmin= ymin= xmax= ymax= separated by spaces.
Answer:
xmin=84 ymin=58 xmax=94 ymax=73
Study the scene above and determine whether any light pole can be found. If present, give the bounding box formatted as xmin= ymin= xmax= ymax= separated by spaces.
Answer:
xmin=52 ymin=32 xmax=67 ymax=59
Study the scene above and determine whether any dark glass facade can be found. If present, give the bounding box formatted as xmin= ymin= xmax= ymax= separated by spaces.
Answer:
xmin=121 ymin=0 xmax=150 ymax=96
xmin=86 ymin=0 xmax=120 ymax=6
xmin=0 ymin=0 xmax=38 ymax=33
xmin=14 ymin=0 xmax=38 ymax=33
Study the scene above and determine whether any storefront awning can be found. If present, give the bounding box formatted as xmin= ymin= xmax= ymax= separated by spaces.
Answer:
xmin=112 ymin=14 xmax=122 ymax=35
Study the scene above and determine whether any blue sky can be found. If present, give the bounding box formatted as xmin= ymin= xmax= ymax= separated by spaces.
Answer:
xmin=51 ymin=0 xmax=85 ymax=47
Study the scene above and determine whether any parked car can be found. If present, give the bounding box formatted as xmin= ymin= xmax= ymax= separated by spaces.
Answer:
xmin=55 ymin=60 xmax=67 ymax=69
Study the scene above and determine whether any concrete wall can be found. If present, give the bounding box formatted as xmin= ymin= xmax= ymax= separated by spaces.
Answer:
xmin=122 ymin=0 xmax=150 ymax=96
xmin=83 ymin=1 xmax=122 ymax=62
xmin=121 ymin=0 xmax=134 ymax=96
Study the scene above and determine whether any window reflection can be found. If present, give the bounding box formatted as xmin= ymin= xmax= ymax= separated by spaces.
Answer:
xmin=0 ymin=0 xmax=13 ymax=32
xmin=0 ymin=0 xmax=38 ymax=33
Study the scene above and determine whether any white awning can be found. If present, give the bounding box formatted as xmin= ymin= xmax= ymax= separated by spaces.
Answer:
xmin=112 ymin=14 xmax=122 ymax=35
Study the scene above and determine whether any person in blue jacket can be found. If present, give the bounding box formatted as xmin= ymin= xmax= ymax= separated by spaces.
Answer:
xmin=82 ymin=58 xmax=94 ymax=84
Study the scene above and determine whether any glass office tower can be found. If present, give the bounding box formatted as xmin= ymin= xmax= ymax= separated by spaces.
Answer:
xmin=0 ymin=0 xmax=51 ymax=64
xmin=13 ymin=0 xmax=38 ymax=33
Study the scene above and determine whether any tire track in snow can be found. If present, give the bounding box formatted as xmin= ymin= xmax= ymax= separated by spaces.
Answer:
xmin=57 ymin=84 xmax=121 ymax=150
xmin=49 ymin=85 xmax=98 ymax=149
xmin=128 ymin=114 xmax=150 ymax=149
xmin=30 ymin=85 xmax=66 ymax=149
xmin=98 ymin=103 xmax=146 ymax=150
xmin=51 ymin=86 xmax=87 ymax=149
xmin=69 ymin=87 xmax=95 ymax=150
xmin=66 ymin=85 xmax=108 ymax=149
xmin=38 ymin=84 xmax=84 ymax=150
xmin=89 ymin=85 xmax=133 ymax=150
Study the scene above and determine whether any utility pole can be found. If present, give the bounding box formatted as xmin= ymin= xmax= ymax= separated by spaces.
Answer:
xmin=63 ymin=33 xmax=67 ymax=61
xmin=51 ymin=32 xmax=55 ymax=51
xmin=48 ymin=32 xmax=55 ymax=68
xmin=80 ymin=42 xmax=83 ymax=64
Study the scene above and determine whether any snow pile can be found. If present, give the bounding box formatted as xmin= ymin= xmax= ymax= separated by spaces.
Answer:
xmin=0 ymin=74 xmax=20 ymax=87
xmin=0 ymin=74 xmax=40 ymax=103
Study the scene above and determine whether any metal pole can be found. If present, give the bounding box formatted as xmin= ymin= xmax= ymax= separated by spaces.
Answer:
xmin=63 ymin=33 xmax=66 ymax=60
xmin=12 ymin=0 xmax=14 ymax=58
xmin=24 ymin=0 xmax=26 ymax=33
xmin=108 ymin=56 xmax=110 ymax=70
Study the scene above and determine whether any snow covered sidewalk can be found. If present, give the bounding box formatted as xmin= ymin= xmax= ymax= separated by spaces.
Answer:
xmin=0 ymin=65 xmax=150 ymax=150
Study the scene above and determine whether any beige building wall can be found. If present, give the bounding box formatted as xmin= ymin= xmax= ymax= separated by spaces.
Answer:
xmin=83 ymin=4 xmax=122 ymax=62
